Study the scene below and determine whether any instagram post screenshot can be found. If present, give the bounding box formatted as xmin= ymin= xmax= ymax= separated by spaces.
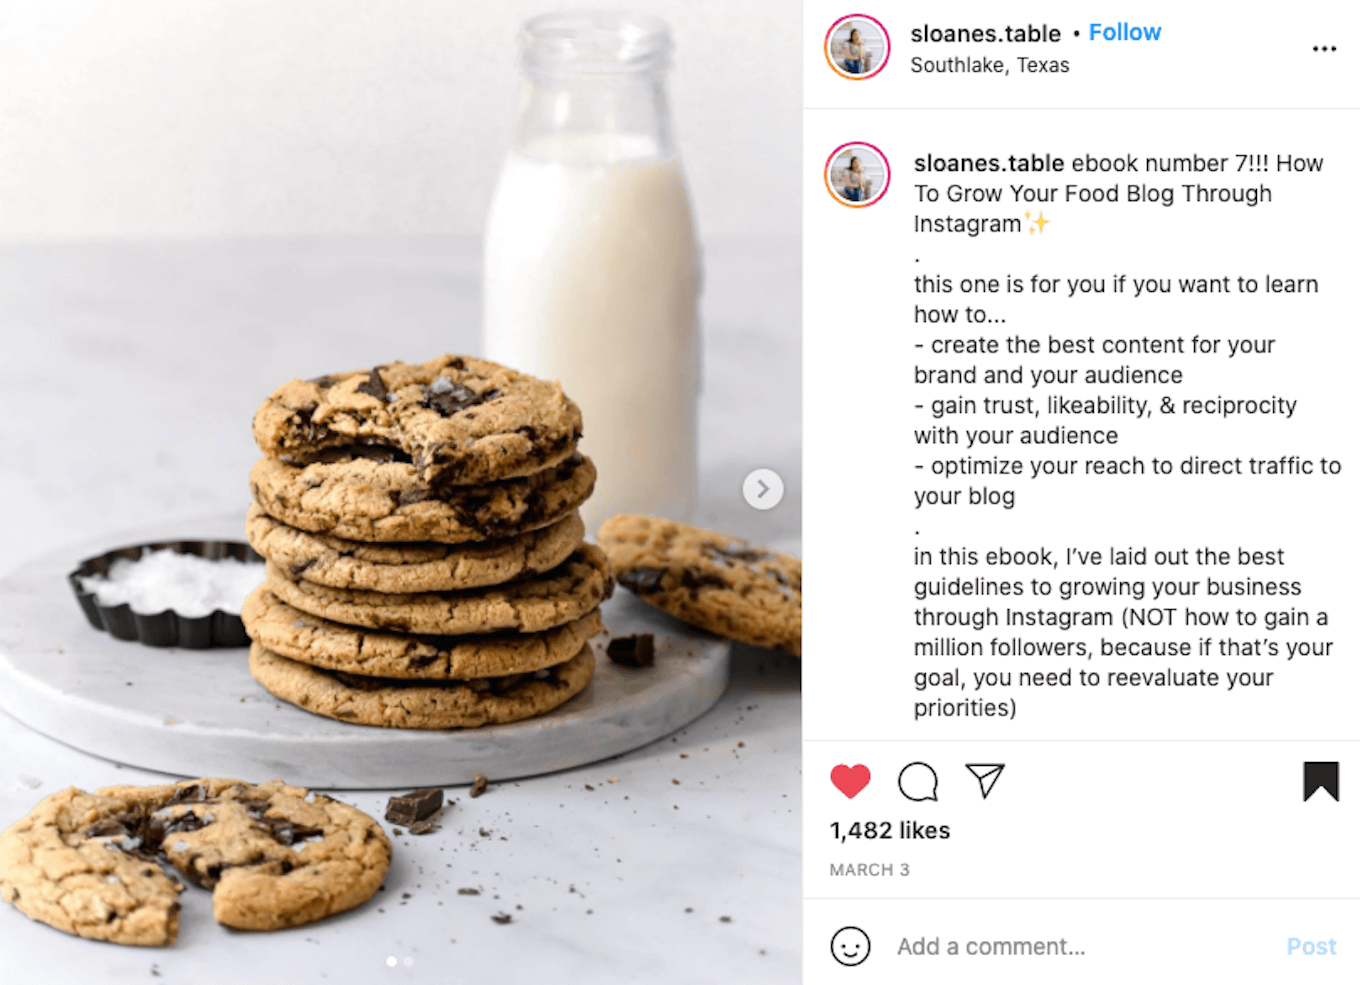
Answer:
xmin=1 ymin=2 xmax=1354 ymax=983
xmin=0 ymin=4 xmax=799 ymax=983
xmin=805 ymin=1 xmax=1356 ymax=982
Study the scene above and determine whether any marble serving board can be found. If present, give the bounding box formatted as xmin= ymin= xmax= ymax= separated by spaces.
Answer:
xmin=0 ymin=516 xmax=729 ymax=788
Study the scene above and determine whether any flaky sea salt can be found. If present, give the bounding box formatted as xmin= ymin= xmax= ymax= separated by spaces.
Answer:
xmin=79 ymin=550 xmax=264 ymax=617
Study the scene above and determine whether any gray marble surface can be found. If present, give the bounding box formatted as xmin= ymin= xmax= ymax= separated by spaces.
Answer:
xmin=0 ymin=236 xmax=801 ymax=983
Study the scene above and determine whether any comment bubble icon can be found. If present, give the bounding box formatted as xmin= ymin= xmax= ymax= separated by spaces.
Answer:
xmin=897 ymin=762 xmax=939 ymax=802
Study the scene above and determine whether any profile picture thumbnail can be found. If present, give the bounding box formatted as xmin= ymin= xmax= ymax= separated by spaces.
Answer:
xmin=825 ymin=15 xmax=890 ymax=79
xmin=825 ymin=143 xmax=890 ymax=207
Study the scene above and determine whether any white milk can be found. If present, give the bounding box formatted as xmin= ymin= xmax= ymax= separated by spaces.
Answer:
xmin=483 ymin=134 xmax=701 ymax=532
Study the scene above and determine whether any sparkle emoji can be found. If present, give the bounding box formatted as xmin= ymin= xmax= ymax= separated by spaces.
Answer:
xmin=1026 ymin=210 xmax=1052 ymax=235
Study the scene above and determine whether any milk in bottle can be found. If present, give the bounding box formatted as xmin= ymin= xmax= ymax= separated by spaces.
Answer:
xmin=483 ymin=13 xmax=700 ymax=532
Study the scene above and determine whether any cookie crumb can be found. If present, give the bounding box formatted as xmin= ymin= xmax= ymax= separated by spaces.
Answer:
xmin=605 ymin=633 xmax=655 ymax=667
xmin=583 ymin=784 xmax=594 ymax=791
xmin=492 ymin=912 xmax=512 ymax=925
xmin=458 ymin=888 xmax=480 ymax=895
xmin=720 ymin=915 xmax=732 ymax=923
xmin=470 ymin=775 xmax=488 ymax=798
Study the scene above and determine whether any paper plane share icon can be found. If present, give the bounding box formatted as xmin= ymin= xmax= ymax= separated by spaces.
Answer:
xmin=966 ymin=764 xmax=1005 ymax=800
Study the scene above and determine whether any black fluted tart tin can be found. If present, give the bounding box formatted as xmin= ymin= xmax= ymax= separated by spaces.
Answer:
xmin=68 ymin=541 xmax=263 ymax=649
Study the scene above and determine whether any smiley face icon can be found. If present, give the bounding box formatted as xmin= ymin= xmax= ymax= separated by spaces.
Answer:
xmin=830 ymin=926 xmax=871 ymax=967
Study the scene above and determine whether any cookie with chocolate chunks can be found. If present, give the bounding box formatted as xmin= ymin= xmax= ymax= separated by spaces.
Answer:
xmin=263 ymin=545 xmax=613 ymax=637
xmin=242 ymin=584 xmax=602 ymax=679
xmin=252 ymin=354 xmax=583 ymax=487
xmin=249 ymin=451 xmax=595 ymax=544
xmin=0 ymin=778 xmax=390 ymax=945
xmin=249 ymin=642 xmax=596 ymax=728
xmin=598 ymin=515 xmax=801 ymax=656
xmin=246 ymin=504 xmax=584 ymax=592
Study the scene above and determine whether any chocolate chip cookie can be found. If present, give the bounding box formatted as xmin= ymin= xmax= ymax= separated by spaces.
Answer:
xmin=246 ymin=504 xmax=584 ymax=593
xmin=263 ymin=544 xmax=613 ymax=636
xmin=0 ymin=778 xmax=390 ymax=945
xmin=597 ymin=515 xmax=802 ymax=655
xmin=252 ymin=354 xmax=582 ymax=486
xmin=242 ymin=585 xmax=603 ymax=679
xmin=249 ymin=451 xmax=596 ymax=544
xmin=249 ymin=642 xmax=596 ymax=728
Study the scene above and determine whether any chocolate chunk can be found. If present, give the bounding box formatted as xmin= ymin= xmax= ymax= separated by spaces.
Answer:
xmin=407 ymin=817 xmax=439 ymax=835
xmin=294 ymin=407 xmax=332 ymax=443
xmin=290 ymin=558 xmax=317 ymax=577
xmin=469 ymin=775 xmax=488 ymax=798
xmin=147 ymin=809 xmax=206 ymax=842
xmin=307 ymin=374 xmax=338 ymax=389
xmin=619 ymin=567 xmax=668 ymax=594
xmin=705 ymin=542 xmax=772 ymax=564
xmin=385 ymin=788 xmax=443 ymax=826
xmin=355 ymin=367 xmax=390 ymax=402
xmin=679 ymin=568 xmax=727 ymax=591
xmin=424 ymin=383 xmax=488 ymax=418
xmin=169 ymin=783 xmax=208 ymax=804
xmin=257 ymin=816 xmax=324 ymax=846
xmin=87 ymin=818 xmax=133 ymax=839
xmin=606 ymin=634 xmax=655 ymax=668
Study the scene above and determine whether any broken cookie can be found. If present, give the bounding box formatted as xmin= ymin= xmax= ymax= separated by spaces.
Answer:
xmin=0 ymin=777 xmax=390 ymax=946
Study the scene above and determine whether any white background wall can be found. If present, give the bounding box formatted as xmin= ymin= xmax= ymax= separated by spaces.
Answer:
xmin=0 ymin=0 xmax=798 ymax=243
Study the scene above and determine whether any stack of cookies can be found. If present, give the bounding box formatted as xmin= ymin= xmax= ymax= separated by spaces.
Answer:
xmin=241 ymin=354 xmax=613 ymax=729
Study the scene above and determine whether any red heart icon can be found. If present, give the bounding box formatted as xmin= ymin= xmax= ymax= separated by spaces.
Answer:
xmin=831 ymin=764 xmax=871 ymax=799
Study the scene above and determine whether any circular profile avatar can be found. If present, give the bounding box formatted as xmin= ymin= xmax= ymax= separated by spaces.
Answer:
xmin=825 ymin=15 xmax=890 ymax=79
xmin=825 ymin=143 xmax=890 ymax=207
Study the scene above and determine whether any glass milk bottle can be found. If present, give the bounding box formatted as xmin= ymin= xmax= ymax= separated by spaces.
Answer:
xmin=483 ymin=12 xmax=701 ymax=533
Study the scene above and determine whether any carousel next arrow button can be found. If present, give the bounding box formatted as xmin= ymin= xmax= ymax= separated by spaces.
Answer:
xmin=742 ymin=469 xmax=784 ymax=510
